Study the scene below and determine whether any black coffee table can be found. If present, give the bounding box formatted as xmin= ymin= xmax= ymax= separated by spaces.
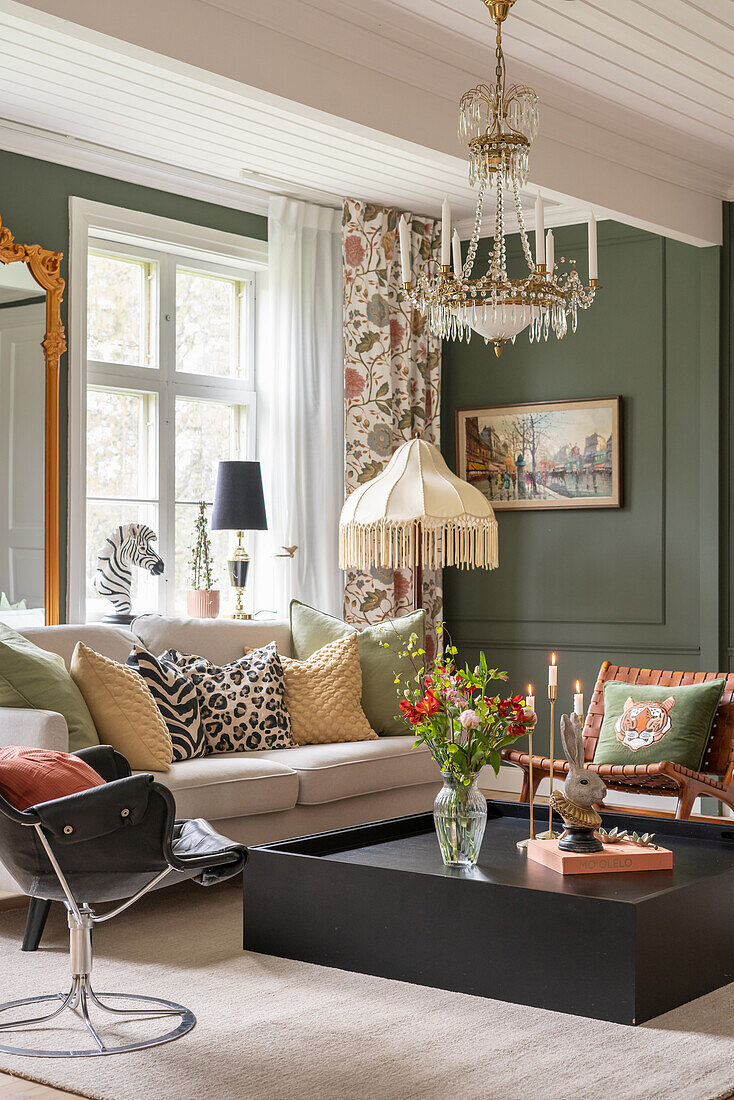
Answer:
xmin=243 ymin=801 xmax=734 ymax=1024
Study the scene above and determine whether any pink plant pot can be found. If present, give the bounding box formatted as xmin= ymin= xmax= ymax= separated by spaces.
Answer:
xmin=187 ymin=590 xmax=220 ymax=619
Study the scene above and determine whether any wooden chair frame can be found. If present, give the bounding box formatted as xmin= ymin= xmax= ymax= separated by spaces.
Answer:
xmin=502 ymin=661 xmax=734 ymax=821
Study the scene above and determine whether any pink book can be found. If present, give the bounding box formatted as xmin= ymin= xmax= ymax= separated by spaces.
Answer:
xmin=526 ymin=838 xmax=673 ymax=875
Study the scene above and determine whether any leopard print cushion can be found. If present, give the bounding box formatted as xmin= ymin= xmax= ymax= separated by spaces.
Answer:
xmin=165 ymin=642 xmax=293 ymax=754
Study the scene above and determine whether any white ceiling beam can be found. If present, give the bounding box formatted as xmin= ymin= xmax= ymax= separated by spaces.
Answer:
xmin=3 ymin=0 xmax=725 ymax=245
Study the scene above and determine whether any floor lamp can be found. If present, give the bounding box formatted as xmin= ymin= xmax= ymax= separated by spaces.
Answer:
xmin=338 ymin=437 xmax=498 ymax=609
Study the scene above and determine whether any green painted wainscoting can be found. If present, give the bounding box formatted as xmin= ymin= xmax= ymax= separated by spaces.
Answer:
xmin=441 ymin=220 xmax=723 ymax=751
xmin=0 ymin=149 xmax=267 ymax=618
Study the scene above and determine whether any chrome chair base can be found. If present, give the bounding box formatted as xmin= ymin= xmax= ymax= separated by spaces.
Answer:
xmin=0 ymin=975 xmax=195 ymax=1057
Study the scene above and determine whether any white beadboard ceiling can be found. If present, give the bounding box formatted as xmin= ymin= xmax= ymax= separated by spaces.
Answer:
xmin=365 ymin=0 xmax=734 ymax=162
xmin=0 ymin=0 xmax=729 ymax=245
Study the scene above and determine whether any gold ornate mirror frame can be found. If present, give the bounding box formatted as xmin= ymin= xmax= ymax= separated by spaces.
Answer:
xmin=0 ymin=217 xmax=65 ymax=625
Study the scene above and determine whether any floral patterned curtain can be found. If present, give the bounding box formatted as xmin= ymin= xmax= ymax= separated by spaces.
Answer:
xmin=342 ymin=198 xmax=442 ymax=660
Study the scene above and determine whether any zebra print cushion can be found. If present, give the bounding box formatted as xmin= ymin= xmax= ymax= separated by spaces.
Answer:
xmin=126 ymin=646 xmax=205 ymax=761
xmin=165 ymin=643 xmax=293 ymax=754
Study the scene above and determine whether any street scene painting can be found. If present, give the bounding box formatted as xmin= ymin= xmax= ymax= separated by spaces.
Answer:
xmin=456 ymin=397 xmax=621 ymax=510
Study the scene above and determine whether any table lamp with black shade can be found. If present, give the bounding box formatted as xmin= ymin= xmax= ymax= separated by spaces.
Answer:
xmin=211 ymin=460 xmax=268 ymax=619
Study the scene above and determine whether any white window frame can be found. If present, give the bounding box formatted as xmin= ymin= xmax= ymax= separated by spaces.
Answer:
xmin=68 ymin=198 xmax=268 ymax=623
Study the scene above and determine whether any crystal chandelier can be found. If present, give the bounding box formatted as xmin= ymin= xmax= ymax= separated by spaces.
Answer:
xmin=398 ymin=0 xmax=600 ymax=357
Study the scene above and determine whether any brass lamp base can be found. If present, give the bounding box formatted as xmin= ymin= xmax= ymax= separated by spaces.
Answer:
xmin=232 ymin=591 xmax=250 ymax=621
xmin=229 ymin=532 xmax=251 ymax=621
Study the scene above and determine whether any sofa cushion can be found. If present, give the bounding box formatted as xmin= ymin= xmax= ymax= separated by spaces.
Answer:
xmin=21 ymin=624 xmax=137 ymax=668
xmin=126 ymin=646 xmax=205 ymax=762
xmin=280 ymin=635 xmax=377 ymax=746
xmin=0 ymin=746 xmax=105 ymax=810
xmin=254 ymin=736 xmax=440 ymax=805
xmin=0 ymin=623 xmax=99 ymax=752
xmin=131 ymin=615 xmax=292 ymax=665
xmin=143 ymin=754 xmax=299 ymax=820
xmin=167 ymin=644 xmax=293 ymax=754
xmin=289 ymin=600 xmax=425 ymax=736
xmin=70 ymin=643 xmax=172 ymax=771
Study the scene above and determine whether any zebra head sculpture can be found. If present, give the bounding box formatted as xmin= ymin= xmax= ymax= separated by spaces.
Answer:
xmin=93 ymin=523 xmax=165 ymax=618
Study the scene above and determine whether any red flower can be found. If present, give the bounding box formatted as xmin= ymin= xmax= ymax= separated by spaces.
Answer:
xmin=399 ymin=699 xmax=423 ymax=726
xmin=414 ymin=690 xmax=441 ymax=718
xmin=344 ymin=235 xmax=366 ymax=269
xmin=345 ymin=368 xmax=365 ymax=401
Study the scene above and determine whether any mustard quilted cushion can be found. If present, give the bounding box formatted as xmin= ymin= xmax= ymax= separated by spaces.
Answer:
xmin=280 ymin=635 xmax=377 ymax=745
xmin=70 ymin=642 xmax=172 ymax=771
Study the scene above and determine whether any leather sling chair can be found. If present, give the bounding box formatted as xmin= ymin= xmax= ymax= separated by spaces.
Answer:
xmin=0 ymin=745 xmax=245 ymax=1058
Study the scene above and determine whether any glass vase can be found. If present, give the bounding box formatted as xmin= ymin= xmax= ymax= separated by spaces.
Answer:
xmin=433 ymin=772 xmax=487 ymax=868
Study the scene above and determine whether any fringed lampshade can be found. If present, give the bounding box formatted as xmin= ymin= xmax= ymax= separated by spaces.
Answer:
xmin=339 ymin=439 xmax=498 ymax=585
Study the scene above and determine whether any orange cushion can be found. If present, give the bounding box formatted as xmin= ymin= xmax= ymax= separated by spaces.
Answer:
xmin=0 ymin=747 xmax=105 ymax=811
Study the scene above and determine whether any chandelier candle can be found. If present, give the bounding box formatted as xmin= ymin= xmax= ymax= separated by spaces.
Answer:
xmin=398 ymin=215 xmax=411 ymax=284
xmin=401 ymin=0 xmax=600 ymax=356
xmin=441 ymin=198 xmax=452 ymax=267
xmin=535 ymin=193 xmax=545 ymax=266
xmin=452 ymin=230 xmax=463 ymax=280
xmin=546 ymin=229 xmax=555 ymax=273
xmin=588 ymin=214 xmax=598 ymax=281
xmin=537 ymin=653 xmax=560 ymax=841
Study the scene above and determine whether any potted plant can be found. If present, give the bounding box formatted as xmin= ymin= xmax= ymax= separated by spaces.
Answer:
xmin=391 ymin=628 xmax=533 ymax=868
xmin=187 ymin=501 xmax=219 ymax=618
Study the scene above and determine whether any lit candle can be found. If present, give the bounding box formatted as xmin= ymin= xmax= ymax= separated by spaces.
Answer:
xmin=588 ymin=213 xmax=598 ymax=281
xmin=525 ymin=683 xmax=535 ymax=716
xmin=546 ymin=229 xmax=555 ymax=273
xmin=441 ymin=197 xmax=451 ymax=267
xmin=548 ymin=652 xmax=557 ymax=688
xmin=574 ymin=680 xmax=584 ymax=717
xmin=452 ymin=229 xmax=463 ymax=279
xmin=535 ymin=193 xmax=545 ymax=266
xmin=398 ymin=216 xmax=411 ymax=284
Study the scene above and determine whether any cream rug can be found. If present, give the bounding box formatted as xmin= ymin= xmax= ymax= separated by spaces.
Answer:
xmin=0 ymin=878 xmax=732 ymax=1100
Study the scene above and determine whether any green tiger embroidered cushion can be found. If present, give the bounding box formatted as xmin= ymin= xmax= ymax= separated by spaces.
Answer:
xmin=593 ymin=679 xmax=726 ymax=771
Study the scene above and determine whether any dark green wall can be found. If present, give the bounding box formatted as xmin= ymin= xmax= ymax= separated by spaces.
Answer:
xmin=442 ymin=220 xmax=723 ymax=750
xmin=0 ymin=149 xmax=267 ymax=617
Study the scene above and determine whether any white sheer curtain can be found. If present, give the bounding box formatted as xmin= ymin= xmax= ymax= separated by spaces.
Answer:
xmin=256 ymin=197 xmax=344 ymax=619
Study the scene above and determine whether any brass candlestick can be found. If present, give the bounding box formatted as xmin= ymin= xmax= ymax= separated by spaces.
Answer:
xmin=528 ymin=727 xmax=534 ymax=839
xmin=516 ymin=723 xmax=535 ymax=852
xmin=536 ymin=682 xmax=561 ymax=840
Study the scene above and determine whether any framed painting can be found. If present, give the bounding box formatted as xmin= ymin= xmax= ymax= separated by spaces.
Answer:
xmin=456 ymin=397 xmax=622 ymax=511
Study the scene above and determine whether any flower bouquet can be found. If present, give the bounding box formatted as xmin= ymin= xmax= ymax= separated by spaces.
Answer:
xmin=393 ymin=630 xmax=533 ymax=867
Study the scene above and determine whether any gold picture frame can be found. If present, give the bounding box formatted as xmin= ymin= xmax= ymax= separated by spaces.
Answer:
xmin=456 ymin=396 xmax=622 ymax=511
xmin=0 ymin=216 xmax=66 ymax=623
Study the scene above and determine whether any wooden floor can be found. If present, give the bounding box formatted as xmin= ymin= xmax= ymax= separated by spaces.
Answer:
xmin=0 ymin=1075 xmax=78 ymax=1097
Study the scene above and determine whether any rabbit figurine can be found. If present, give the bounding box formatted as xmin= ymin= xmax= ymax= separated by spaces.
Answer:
xmin=550 ymin=713 xmax=608 ymax=854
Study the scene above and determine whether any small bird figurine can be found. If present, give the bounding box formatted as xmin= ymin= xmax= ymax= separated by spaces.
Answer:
xmin=275 ymin=545 xmax=298 ymax=558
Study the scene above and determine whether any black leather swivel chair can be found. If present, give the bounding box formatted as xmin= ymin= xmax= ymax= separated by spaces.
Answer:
xmin=0 ymin=745 xmax=245 ymax=1058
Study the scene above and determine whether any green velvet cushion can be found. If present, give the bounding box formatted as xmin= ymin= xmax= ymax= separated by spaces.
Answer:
xmin=593 ymin=679 xmax=725 ymax=771
xmin=289 ymin=600 xmax=426 ymax=736
xmin=0 ymin=624 xmax=99 ymax=752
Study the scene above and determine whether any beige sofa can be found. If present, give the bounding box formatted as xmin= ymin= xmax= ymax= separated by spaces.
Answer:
xmin=0 ymin=617 xmax=441 ymax=894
